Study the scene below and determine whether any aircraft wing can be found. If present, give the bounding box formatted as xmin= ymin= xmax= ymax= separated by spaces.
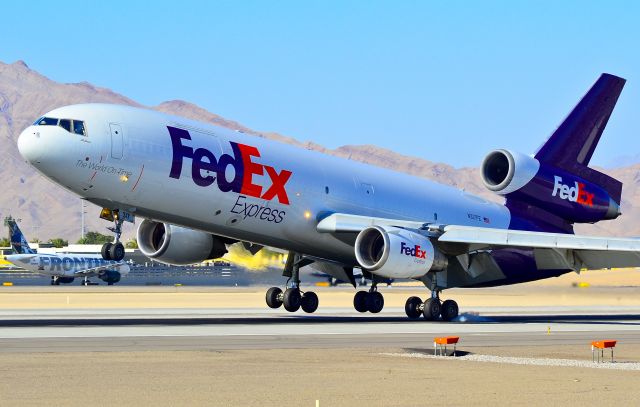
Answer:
xmin=317 ymin=213 xmax=640 ymax=270
xmin=438 ymin=225 xmax=640 ymax=270
xmin=73 ymin=262 xmax=129 ymax=276
xmin=317 ymin=213 xmax=426 ymax=233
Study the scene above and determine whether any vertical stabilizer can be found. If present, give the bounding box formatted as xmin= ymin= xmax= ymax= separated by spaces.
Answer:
xmin=534 ymin=74 xmax=625 ymax=203
xmin=6 ymin=218 xmax=35 ymax=254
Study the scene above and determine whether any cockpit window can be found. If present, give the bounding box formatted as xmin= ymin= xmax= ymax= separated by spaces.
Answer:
xmin=33 ymin=116 xmax=87 ymax=136
xmin=72 ymin=120 xmax=86 ymax=136
xmin=58 ymin=119 xmax=71 ymax=132
xmin=34 ymin=117 xmax=58 ymax=126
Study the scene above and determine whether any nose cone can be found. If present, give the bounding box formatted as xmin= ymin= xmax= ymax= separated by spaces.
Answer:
xmin=17 ymin=126 xmax=43 ymax=164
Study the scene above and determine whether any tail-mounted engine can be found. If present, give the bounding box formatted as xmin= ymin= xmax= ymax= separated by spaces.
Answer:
xmin=481 ymin=149 xmax=620 ymax=223
xmin=137 ymin=219 xmax=228 ymax=265
xmin=354 ymin=225 xmax=447 ymax=279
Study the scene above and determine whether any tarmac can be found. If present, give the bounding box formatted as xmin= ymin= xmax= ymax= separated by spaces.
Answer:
xmin=1 ymin=272 xmax=640 ymax=406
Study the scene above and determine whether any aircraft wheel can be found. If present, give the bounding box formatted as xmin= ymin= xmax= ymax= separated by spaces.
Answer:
xmin=368 ymin=291 xmax=384 ymax=313
xmin=101 ymin=243 xmax=113 ymax=260
xmin=266 ymin=287 xmax=283 ymax=309
xmin=109 ymin=242 xmax=125 ymax=261
xmin=441 ymin=299 xmax=459 ymax=322
xmin=283 ymin=288 xmax=301 ymax=312
xmin=301 ymin=291 xmax=319 ymax=313
xmin=405 ymin=296 xmax=422 ymax=319
xmin=423 ymin=298 xmax=441 ymax=321
xmin=353 ymin=291 xmax=369 ymax=313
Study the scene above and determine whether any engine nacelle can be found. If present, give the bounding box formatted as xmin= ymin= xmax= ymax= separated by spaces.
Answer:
xmin=481 ymin=149 xmax=540 ymax=194
xmin=137 ymin=219 xmax=228 ymax=265
xmin=99 ymin=270 xmax=121 ymax=284
xmin=481 ymin=149 xmax=620 ymax=223
xmin=354 ymin=225 xmax=447 ymax=279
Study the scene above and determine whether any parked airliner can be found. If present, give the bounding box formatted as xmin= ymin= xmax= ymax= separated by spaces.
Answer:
xmin=16 ymin=73 xmax=640 ymax=320
xmin=5 ymin=218 xmax=129 ymax=285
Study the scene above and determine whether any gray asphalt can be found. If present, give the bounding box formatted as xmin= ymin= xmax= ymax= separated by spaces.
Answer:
xmin=1 ymin=307 xmax=639 ymax=352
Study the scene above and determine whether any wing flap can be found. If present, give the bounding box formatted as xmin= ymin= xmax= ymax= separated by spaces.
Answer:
xmin=440 ymin=225 xmax=640 ymax=269
xmin=439 ymin=225 xmax=640 ymax=251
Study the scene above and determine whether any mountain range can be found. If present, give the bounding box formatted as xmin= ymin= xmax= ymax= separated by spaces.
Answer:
xmin=1 ymin=60 xmax=638 ymax=242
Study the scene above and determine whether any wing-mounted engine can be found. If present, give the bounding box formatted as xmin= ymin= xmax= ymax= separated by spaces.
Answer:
xmin=99 ymin=270 xmax=121 ymax=284
xmin=481 ymin=149 xmax=620 ymax=225
xmin=354 ymin=225 xmax=447 ymax=279
xmin=137 ymin=219 xmax=228 ymax=265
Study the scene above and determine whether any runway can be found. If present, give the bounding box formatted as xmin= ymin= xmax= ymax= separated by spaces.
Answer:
xmin=2 ymin=307 xmax=640 ymax=353
xmin=2 ymin=286 xmax=640 ymax=406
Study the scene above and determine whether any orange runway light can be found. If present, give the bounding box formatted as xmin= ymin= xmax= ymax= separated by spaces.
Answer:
xmin=591 ymin=339 xmax=617 ymax=363
xmin=434 ymin=336 xmax=460 ymax=356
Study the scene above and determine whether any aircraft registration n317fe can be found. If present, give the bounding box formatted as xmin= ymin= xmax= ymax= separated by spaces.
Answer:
xmin=17 ymin=74 xmax=640 ymax=320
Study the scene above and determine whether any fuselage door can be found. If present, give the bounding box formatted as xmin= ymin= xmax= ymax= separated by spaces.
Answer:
xmin=110 ymin=123 xmax=123 ymax=159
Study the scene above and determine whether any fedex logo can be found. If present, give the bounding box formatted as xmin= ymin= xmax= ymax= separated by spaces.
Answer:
xmin=168 ymin=126 xmax=292 ymax=205
xmin=552 ymin=176 xmax=594 ymax=207
xmin=400 ymin=241 xmax=426 ymax=259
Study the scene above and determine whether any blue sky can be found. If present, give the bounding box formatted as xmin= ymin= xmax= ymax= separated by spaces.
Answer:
xmin=3 ymin=1 xmax=639 ymax=168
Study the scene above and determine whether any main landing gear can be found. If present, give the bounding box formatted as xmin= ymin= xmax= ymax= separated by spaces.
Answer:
xmin=404 ymin=291 xmax=459 ymax=322
xmin=100 ymin=210 xmax=125 ymax=261
xmin=265 ymin=253 xmax=319 ymax=313
xmin=353 ymin=282 xmax=384 ymax=313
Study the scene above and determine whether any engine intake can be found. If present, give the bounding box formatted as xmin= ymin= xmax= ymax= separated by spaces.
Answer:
xmin=481 ymin=149 xmax=540 ymax=194
xmin=354 ymin=225 xmax=447 ymax=279
xmin=481 ymin=149 xmax=620 ymax=224
xmin=137 ymin=219 xmax=228 ymax=265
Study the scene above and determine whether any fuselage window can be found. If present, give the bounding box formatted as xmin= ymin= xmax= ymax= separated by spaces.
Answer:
xmin=34 ymin=117 xmax=58 ymax=126
xmin=72 ymin=120 xmax=86 ymax=136
xmin=58 ymin=119 xmax=72 ymax=132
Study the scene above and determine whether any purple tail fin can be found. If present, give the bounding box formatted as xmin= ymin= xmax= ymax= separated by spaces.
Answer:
xmin=534 ymin=73 xmax=625 ymax=204
xmin=482 ymin=74 xmax=627 ymax=233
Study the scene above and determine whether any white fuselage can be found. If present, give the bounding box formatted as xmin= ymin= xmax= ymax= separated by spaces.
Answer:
xmin=5 ymin=253 xmax=129 ymax=277
xmin=17 ymin=104 xmax=510 ymax=265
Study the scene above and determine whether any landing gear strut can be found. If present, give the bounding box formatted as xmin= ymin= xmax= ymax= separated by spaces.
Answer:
xmin=101 ymin=210 xmax=125 ymax=261
xmin=353 ymin=281 xmax=384 ymax=314
xmin=265 ymin=253 xmax=319 ymax=313
xmin=404 ymin=290 xmax=459 ymax=322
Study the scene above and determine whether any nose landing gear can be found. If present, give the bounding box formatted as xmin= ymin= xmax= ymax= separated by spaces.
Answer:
xmin=99 ymin=209 xmax=127 ymax=261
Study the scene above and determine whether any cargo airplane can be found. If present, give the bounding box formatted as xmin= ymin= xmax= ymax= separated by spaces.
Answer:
xmin=5 ymin=218 xmax=129 ymax=285
xmin=16 ymin=74 xmax=640 ymax=320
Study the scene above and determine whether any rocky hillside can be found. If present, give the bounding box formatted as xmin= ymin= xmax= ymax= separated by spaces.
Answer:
xmin=0 ymin=60 xmax=637 ymax=241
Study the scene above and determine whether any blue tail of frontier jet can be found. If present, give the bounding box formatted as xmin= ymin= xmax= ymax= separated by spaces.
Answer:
xmin=5 ymin=217 xmax=36 ymax=254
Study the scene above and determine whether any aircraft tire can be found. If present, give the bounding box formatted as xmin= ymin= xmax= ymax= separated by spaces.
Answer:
xmin=283 ymin=288 xmax=301 ymax=312
xmin=101 ymin=243 xmax=113 ymax=260
xmin=368 ymin=291 xmax=384 ymax=313
xmin=405 ymin=296 xmax=422 ymax=319
xmin=353 ymin=291 xmax=369 ymax=313
xmin=301 ymin=291 xmax=319 ymax=313
xmin=423 ymin=298 xmax=441 ymax=321
xmin=109 ymin=242 xmax=125 ymax=261
xmin=441 ymin=299 xmax=459 ymax=322
xmin=266 ymin=287 xmax=283 ymax=309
